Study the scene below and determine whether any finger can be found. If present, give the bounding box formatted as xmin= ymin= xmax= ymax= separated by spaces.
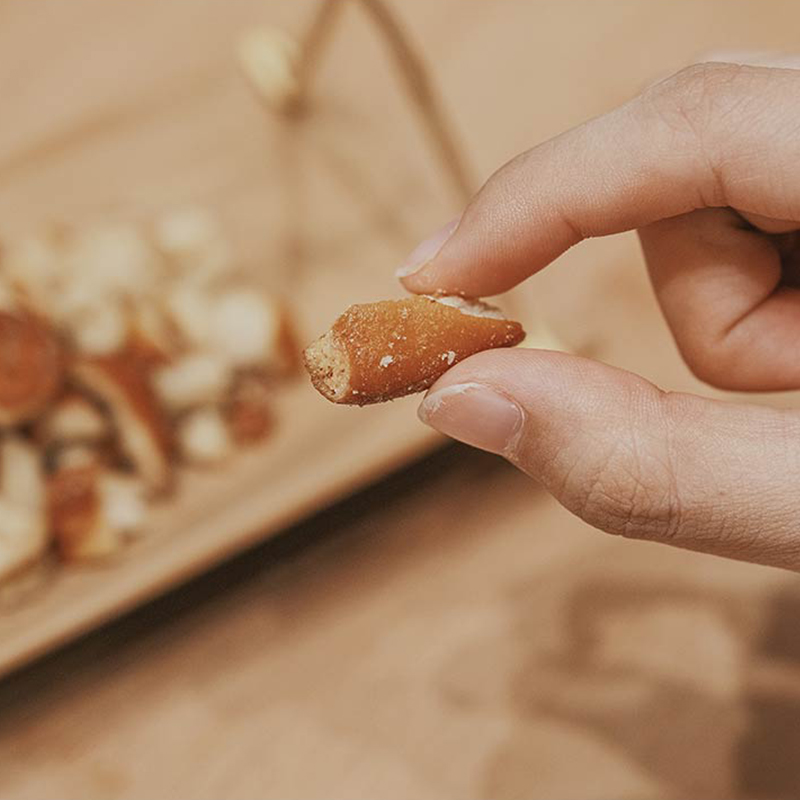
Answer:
xmin=639 ymin=208 xmax=800 ymax=390
xmin=738 ymin=212 xmax=798 ymax=234
xmin=417 ymin=348 xmax=800 ymax=571
xmin=699 ymin=50 xmax=800 ymax=70
xmin=398 ymin=63 xmax=800 ymax=296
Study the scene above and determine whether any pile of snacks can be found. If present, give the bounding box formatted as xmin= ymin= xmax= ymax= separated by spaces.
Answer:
xmin=0 ymin=208 xmax=298 ymax=579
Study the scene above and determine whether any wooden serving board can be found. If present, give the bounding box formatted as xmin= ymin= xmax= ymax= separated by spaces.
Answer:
xmin=4 ymin=0 xmax=800 ymax=679
xmin=0 ymin=0 xmax=465 ymax=677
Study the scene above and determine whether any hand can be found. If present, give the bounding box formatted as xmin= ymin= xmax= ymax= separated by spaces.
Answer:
xmin=398 ymin=62 xmax=800 ymax=571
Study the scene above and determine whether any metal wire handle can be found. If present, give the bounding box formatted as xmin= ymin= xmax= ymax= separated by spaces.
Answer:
xmin=243 ymin=0 xmax=475 ymax=205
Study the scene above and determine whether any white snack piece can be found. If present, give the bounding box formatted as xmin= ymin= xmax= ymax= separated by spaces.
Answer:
xmin=178 ymin=407 xmax=233 ymax=465
xmin=100 ymin=473 xmax=147 ymax=536
xmin=71 ymin=303 xmax=128 ymax=355
xmin=130 ymin=301 xmax=176 ymax=360
xmin=0 ymin=497 xmax=48 ymax=582
xmin=49 ymin=465 xmax=148 ymax=561
xmin=0 ymin=437 xmax=47 ymax=580
xmin=1 ymin=437 xmax=45 ymax=511
xmin=153 ymin=207 xmax=232 ymax=284
xmin=1 ymin=235 xmax=62 ymax=313
xmin=154 ymin=353 xmax=231 ymax=412
xmin=63 ymin=224 xmax=160 ymax=299
xmin=154 ymin=206 xmax=219 ymax=257
xmin=238 ymin=27 xmax=300 ymax=111
xmin=39 ymin=395 xmax=109 ymax=444
xmin=209 ymin=288 xmax=279 ymax=367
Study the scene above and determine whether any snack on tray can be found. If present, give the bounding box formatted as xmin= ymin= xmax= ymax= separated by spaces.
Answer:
xmin=0 ymin=438 xmax=48 ymax=582
xmin=0 ymin=209 xmax=299 ymax=574
xmin=0 ymin=310 xmax=65 ymax=426
xmin=304 ymin=295 xmax=524 ymax=405
xmin=48 ymin=464 xmax=146 ymax=561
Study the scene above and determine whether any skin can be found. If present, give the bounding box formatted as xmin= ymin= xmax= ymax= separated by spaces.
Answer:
xmin=401 ymin=62 xmax=800 ymax=571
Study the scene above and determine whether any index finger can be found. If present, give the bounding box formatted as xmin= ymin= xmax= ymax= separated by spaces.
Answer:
xmin=398 ymin=63 xmax=800 ymax=297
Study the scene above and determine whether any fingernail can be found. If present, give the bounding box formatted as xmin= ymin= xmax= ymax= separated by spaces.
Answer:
xmin=396 ymin=215 xmax=461 ymax=278
xmin=418 ymin=382 xmax=524 ymax=456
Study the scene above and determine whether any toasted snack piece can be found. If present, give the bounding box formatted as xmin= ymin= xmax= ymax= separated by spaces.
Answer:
xmin=70 ymin=302 xmax=128 ymax=356
xmin=153 ymin=352 xmax=232 ymax=413
xmin=226 ymin=373 xmax=273 ymax=445
xmin=152 ymin=206 xmax=232 ymax=285
xmin=49 ymin=442 xmax=106 ymax=473
xmin=127 ymin=303 xmax=178 ymax=367
xmin=1 ymin=436 xmax=46 ymax=510
xmin=237 ymin=26 xmax=301 ymax=112
xmin=304 ymin=296 xmax=525 ymax=405
xmin=177 ymin=406 xmax=233 ymax=466
xmin=0 ymin=437 xmax=48 ymax=582
xmin=0 ymin=310 xmax=65 ymax=426
xmin=72 ymin=355 xmax=173 ymax=494
xmin=37 ymin=392 xmax=110 ymax=447
xmin=101 ymin=472 xmax=147 ymax=539
xmin=0 ymin=233 xmax=63 ymax=316
xmin=48 ymin=465 xmax=146 ymax=561
xmin=62 ymin=224 xmax=160 ymax=300
xmin=48 ymin=465 xmax=105 ymax=560
xmin=208 ymin=289 xmax=298 ymax=373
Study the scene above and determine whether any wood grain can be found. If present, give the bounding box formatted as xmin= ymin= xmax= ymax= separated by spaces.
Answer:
xmin=1 ymin=447 xmax=798 ymax=799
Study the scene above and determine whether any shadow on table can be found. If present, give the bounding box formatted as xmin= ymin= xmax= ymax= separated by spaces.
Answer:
xmin=488 ymin=577 xmax=800 ymax=799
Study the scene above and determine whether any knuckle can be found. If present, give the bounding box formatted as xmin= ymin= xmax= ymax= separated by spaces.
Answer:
xmin=666 ymin=62 xmax=740 ymax=99
xmin=646 ymin=63 xmax=741 ymax=127
xmin=679 ymin=344 xmax=729 ymax=388
xmin=639 ymin=62 xmax=747 ymax=205
xmin=677 ymin=339 xmax=747 ymax=391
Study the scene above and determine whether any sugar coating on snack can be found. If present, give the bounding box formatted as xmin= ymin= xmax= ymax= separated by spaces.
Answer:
xmin=425 ymin=294 xmax=506 ymax=319
xmin=304 ymin=295 xmax=524 ymax=405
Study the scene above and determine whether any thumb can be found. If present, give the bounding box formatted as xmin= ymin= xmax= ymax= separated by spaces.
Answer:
xmin=418 ymin=350 xmax=800 ymax=571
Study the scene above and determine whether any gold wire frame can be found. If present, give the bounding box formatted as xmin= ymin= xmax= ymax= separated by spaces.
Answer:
xmin=237 ymin=0 xmax=474 ymax=205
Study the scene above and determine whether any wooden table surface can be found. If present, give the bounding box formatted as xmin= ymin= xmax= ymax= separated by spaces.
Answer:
xmin=4 ymin=1 xmax=800 ymax=798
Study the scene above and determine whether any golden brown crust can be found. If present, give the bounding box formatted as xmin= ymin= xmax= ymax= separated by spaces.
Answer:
xmin=226 ymin=373 xmax=274 ymax=444
xmin=71 ymin=354 xmax=174 ymax=494
xmin=34 ymin=391 xmax=109 ymax=448
xmin=0 ymin=310 xmax=65 ymax=425
xmin=48 ymin=465 xmax=101 ymax=560
xmin=304 ymin=296 xmax=525 ymax=405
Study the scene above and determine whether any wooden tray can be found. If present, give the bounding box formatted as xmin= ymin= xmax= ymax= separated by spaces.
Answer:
xmin=6 ymin=0 xmax=800 ymax=680
xmin=0 ymin=0 xmax=465 ymax=677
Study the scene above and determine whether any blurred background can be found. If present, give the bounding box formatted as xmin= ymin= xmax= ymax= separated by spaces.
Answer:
xmin=2 ymin=1 xmax=800 ymax=798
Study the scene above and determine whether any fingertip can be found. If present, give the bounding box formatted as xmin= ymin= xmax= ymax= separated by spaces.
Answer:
xmin=396 ymin=209 xmax=524 ymax=297
xmin=425 ymin=347 xmax=596 ymax=394
xmin=395 ymin=215 xmax=461 ymax=285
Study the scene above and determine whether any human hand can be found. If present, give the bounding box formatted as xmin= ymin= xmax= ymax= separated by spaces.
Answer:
xmin=399 ymin=63 xmax=800 ymax=571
